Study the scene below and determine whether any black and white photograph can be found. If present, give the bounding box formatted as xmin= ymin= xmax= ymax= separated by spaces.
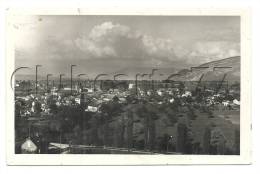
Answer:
xmin=4 ymin=9 xmax=251 ymax=165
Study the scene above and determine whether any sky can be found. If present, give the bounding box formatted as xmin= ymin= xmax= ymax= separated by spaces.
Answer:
xmin=13 ymin=15 xmax=240 ymax=79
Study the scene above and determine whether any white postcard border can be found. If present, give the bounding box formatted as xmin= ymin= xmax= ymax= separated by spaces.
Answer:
xmin=5 ymin=8 xmax=251 ymax=165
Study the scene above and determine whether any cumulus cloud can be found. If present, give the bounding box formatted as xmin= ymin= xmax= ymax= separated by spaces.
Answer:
xmin=74 ymin=21 xmax=177 ymax=63
xmin=142 ymin=35 xmax=175 ymax=58
xmin=73 ymin=21 xmax=240 ymax=66
xmin=16 ymin=20 xmax=240 ymax=68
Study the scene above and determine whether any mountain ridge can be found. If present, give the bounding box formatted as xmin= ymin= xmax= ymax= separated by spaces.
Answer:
xmin=176 ymin=56 xmax=240 ymax=82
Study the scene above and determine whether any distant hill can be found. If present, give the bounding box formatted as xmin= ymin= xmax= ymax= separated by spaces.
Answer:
xmin=175 ymin=56 xmax=240 ymax=82
xmin=15 ymin=56 xmax=240 ymax=82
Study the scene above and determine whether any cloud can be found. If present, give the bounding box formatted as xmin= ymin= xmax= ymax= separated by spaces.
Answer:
xmin=15 ymin=20 xmax=240 ymax=69
xmin=89 ymin=22 xmax=131 ymax=40
xmin=142 ymin=35 xmax=175 ymax=59
xmin=185 ymin=41 xmax=240 ymax=64
xmin=74 ymin=21 xmax=240 ymax=66
xmin=74 ymin=22 xmax=177 ymax=64
xmin=75 ymin=22 xmax=135 ymax=58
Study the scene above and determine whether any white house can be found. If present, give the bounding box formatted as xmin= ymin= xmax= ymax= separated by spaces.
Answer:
xmin=128 ymin=83 xmax=134 ymax=89
xmin=85 ymin=106 xmax=98 ymax=112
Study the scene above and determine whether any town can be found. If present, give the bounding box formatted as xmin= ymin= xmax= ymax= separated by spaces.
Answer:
xmin=14 ymin=66 xmax=240 ymax=155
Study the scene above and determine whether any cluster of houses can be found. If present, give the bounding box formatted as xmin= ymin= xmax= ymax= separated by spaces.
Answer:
xmin=15 ymin=79 xmax=240 ymax=120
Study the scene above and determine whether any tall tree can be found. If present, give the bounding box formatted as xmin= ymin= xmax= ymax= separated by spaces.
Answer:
xmin=203 ymin=124 xmax=212 ymax=154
